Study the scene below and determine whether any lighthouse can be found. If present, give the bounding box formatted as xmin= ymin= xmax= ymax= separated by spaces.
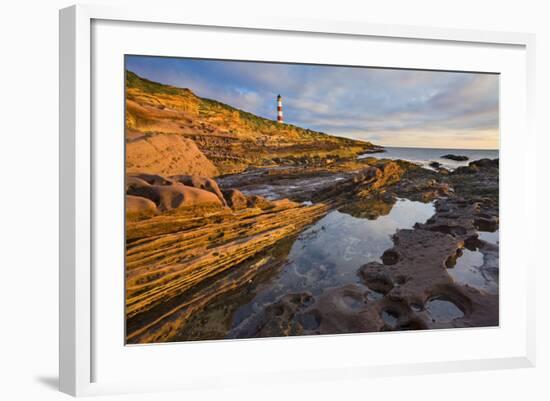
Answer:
xmin=277 ymin=94 xmax=283 ymax=124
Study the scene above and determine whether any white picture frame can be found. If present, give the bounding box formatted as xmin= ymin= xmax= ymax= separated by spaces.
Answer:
xmin=59 ymin=4 xmax=536 ymax=397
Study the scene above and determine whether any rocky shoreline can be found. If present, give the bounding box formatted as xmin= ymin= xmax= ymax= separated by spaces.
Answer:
xmin=125 ymin=155 xmax=499 ymax=343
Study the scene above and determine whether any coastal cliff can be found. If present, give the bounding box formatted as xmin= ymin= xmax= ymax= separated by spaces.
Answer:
xmin=124 ymin=71 xmax=499 ymax=343
xmin=126 ymin=71 xmax=382 ymax=176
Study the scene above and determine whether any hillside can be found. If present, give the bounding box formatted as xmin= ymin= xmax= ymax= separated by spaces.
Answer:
xmin=125 ymin=70 xmax=382 ymax=176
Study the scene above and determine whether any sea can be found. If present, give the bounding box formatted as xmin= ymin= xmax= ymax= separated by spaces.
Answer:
xmin=359 ymin=146 xmax=499 ymax=170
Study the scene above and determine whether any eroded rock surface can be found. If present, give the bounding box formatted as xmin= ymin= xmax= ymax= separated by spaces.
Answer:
xmin=170 ymin=174 xmax=227 ymax=206
xmin=222 ymin=188 xmax=248 ymax=210
xmin=293 ymin=156 xmax=500 ymax=334
xmin=127 ymin=180 xmax=223 ymax=212
xmin=125 ymin=156 xmax=499 ymax=343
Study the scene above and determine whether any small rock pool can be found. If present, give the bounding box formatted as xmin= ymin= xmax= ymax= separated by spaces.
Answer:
xmin=228 ymin=198 xmax=435 ymax=337
xmin=446 ymin=229 xmax=499 ymax=295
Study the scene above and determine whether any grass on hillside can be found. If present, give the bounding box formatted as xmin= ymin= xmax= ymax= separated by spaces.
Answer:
xmin=126 ymin=70 xmax=184 ymax=96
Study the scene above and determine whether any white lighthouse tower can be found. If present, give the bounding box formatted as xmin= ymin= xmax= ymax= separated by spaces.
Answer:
xmin=277 ymin=94 xmax=283 ymax=124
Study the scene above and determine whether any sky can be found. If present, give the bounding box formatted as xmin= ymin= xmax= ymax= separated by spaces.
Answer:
xmin=126 ymin=55 xmax=499 ymax=150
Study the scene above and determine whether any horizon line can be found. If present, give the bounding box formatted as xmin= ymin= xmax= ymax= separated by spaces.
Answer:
xmin=126 ymin=69 xmax=499 ymax=152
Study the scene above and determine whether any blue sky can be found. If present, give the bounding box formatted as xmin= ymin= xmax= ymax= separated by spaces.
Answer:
xmin=126 ymin=55 xmax=499 ymax=149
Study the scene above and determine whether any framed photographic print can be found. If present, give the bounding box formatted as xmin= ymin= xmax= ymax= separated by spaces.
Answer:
xmin=59 ymin=4 xmax=536 ymax=396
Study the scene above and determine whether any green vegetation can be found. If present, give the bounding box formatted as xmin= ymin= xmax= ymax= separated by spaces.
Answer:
xmin=125 ymin=70 xmax=382 ymax=175
xmin=126 ymin=70 xmax=184 ymax=96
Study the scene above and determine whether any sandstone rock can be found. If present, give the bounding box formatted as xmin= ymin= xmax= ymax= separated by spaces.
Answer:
xmin=312 ymin=160 xmax=404 ymax=203
xmin=338 ymin=196 xmax=395 ymax=220
xmin=130 ymin=173 xmax=173 ymax=186
xmin=126 ymin=133 xmax=219 ymax=177
xmin=126 ymin=195 xmax=157 ymax=218
xmin=126 ymin=176 xmax=152 ymax=191
xmin=374 ymin=161 xmax=404 ymax=185
xmin=271 ymin=198 xmax=300 ymax=209
xmin=222 ymin=188 xmax=248 ymax=210
xmin=353 ymin=166 xmax=382 ymax=183
xmin=170 ymin=175 xmax=227 ymax=206
xmin=246 ymin=195 xmax=273 ymax=209
xmin=126 ymin=72 xmax=377 ymax=176
xmin=125 ymin=200 xmax=331 ymax=338
xmin=127 ymin=182 xmax=223 ymax=211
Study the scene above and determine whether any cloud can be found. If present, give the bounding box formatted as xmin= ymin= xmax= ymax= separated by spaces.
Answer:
xmin=126 ymin=55 xmax=499 ymax=149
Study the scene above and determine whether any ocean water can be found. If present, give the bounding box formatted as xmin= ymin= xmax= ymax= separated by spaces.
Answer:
xmin=359 ymin=147 xmax=499 ymax=170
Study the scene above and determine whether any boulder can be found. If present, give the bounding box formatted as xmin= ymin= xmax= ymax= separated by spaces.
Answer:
xmin=131 ymin=173 xmax=173 ymax=186
xmin=126 ymin=195 xmax=157 ymax=218
xmin=170 ymin=175 xmax=227 ymax=206
xmin=429 ymin=161 xmax=442 ymax=169
xmin=353 ymin=166 xmax=382 ymax=184
xmin=368 ymin=161 xmax=404 ymax=191
xmin=222 ymin=188 xmax=248 ymax=210
xmin=126 ymin=175 xmax=152 ymax=192
xmin=246 ymin=195 xmax=274 ymax=209
xmin=127 ymin=182 xmax=223 ymax=211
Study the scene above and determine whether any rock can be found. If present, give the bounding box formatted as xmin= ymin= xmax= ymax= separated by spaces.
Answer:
xmin=469 ymin=158 xmax=499 ymax=169
xmin=381 ymin=249 xmax=400 ymax=265
xmin=453 ymin=165 xmax=478 ymax=175
xmin=339 ymin=196 xmax=395 ymax=220
xmin=130 ymin=173 xmax=173 ymax=186
xmin=127 ymin=182 xmax=223 ymax=211
xmin=125 ymin=200 xmax=331 ymax=339
xmin=271 ymin=199 xmax=300 ymax=209
xmin=429 ymin=161 xmax=442 ymax=169
xmin=170 ymin=175 xmax=227 ymax=206
xmin=441 ymin=154 xmax=469 ymax=161
xmin=222 ymin=188 xmax=248 ymax=210
xmin=257 ymin=292 xmax=315 ymax=337
xmin=312 ymin=160 xmax=404 ymax=203
xmin=436 ymin=182 xmax=453 ymax=196
xmin=246 ymin=195 xmax=273 ymax=209
xmin=126 ymin=175 xmax=152 ymax=191
xmin=358 ymin=161 xmax=404 ymax=194
xmin=382 ymin=192 xmax=396 ymax=203
xmin=126 ymin=195 xmax=157 ymax=218
xmin=353 ymin=166 xmax=382 ymax=183
xmin=474 ymin=216 xmax=498 ymax=232
xmin=126 ymin=133 xmax=219 ymax=177
xmin=305 ymin=284 xmax=384 ymax=334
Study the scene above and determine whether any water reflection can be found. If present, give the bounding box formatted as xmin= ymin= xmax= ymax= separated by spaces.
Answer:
xmin=446 ymin=247 xmax=498 ymax=294
xmin=229 ymin=199 xmax=435 ymax=337
xmin=426 ymin=298 xmax=464 ymax=323
xmin=478 ymin=229 xmax=499 ymax=246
